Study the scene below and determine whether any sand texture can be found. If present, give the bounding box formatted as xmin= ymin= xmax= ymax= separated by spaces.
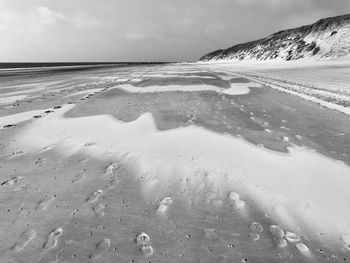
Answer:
xmin=0 ymin=62 xmax=350 ymax=262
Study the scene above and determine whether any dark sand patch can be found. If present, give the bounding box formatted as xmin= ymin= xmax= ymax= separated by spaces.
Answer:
xmin=151 ymin=71 xmax=220 ymax=79
xmin=133 ymin=76 xmax=231 ymax=88
xmin=66 ymin=82 xmax=349 ymax=165
xmin=230 ymin=77 xmax=251 ymax=83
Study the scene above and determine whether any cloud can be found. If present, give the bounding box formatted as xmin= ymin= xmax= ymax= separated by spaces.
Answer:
xmin=71 ymin=13 xmax=101 ymax=29
xmin=234 ymin=0 xmax=294 ymax=7
xmin=37 ymin=6 xmax=66 ymax=25
xmin=204 ymin=23 xmax=226 ymax=36
xmin=0 ymin=5 xmax=66 ymax=33
xmin=125 ymin=33 xmax=145 ymax=40
xmin=1 ymin=0 xmax=350 ymax=61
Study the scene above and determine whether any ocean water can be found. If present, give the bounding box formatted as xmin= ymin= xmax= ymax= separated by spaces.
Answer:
xmin=0 ymin=62 xmax=168 ymax=78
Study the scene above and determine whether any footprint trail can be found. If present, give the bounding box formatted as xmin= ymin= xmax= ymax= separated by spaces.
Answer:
xmin=42 ymin=228 xmax=63 ymax=252
xmin=89 ymin=238 xmax=110 ymax=259
xmin=11 ymin=229 xmax=36 ymax=252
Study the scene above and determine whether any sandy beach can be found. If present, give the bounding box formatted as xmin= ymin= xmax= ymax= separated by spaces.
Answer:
xmin=1 ymin=62 xmax=350 ymax=262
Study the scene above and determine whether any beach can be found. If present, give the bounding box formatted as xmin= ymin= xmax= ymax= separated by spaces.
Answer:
xmin=1 ymin=62 xmax=350 ymax=262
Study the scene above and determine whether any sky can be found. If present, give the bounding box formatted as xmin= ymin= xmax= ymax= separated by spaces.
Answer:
xmin=1 ymin=0 xmax=350 ymax=62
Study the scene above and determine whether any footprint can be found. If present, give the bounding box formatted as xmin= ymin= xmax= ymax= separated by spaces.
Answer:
xmin=2 ymin=176 xmax=22 ymax=187
xmin=157 ymin=197 xmax=173 ymax=216
xmin=228 ymin=191 xmax=240 ymax=201
xmin=42 ymin=228 xmax=63 ymax=251
xmin=36 ymin=194 xmax=56 ymax=211
xmin=89 ymin=238 xmax=110 ymax=259
xmin=11 ymin=229 xmax=36 ymax=252
xmin=136 ymin=232 xmax=151 ymax=246
xmin=296 ymin=243 xmax=309 ymax=254
xmin=135 ymin=232 xmax=153 ymax=257
xmin=249 ymin=222 xmax=264 ymax=233
xmin=3 ymin=124 xmax=16 ymax=129
xmin=269 ymin=225 xmax=284 ymax=238
xmin=93 ymin=204 xmax=106 ymax=217
xmin=104 ymin=162 xmax=119 ymax=178
xmin=269 ymin=225 xmax=287 ymax=247
xmin=86 ymin=190 xmax=103 ymax=204
xmin=342 ymin=233 xmax=350 ymax=248
xmin=72 ymin=171 xmax=85 ymax=184
xmin=285 ymin=231 xmax=300 ymax=243
xmin=140 ymin=245 xmax=154 ymax=257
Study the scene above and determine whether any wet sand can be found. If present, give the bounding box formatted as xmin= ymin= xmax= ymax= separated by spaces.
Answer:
xmin=67 ymin=73 xmax=349 ymax=165
xmin=0 ymin=63 xmax=349 ymax=262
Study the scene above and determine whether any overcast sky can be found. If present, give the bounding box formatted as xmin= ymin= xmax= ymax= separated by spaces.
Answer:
xmin=1 ymin=0 xmax=350 ymax=62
